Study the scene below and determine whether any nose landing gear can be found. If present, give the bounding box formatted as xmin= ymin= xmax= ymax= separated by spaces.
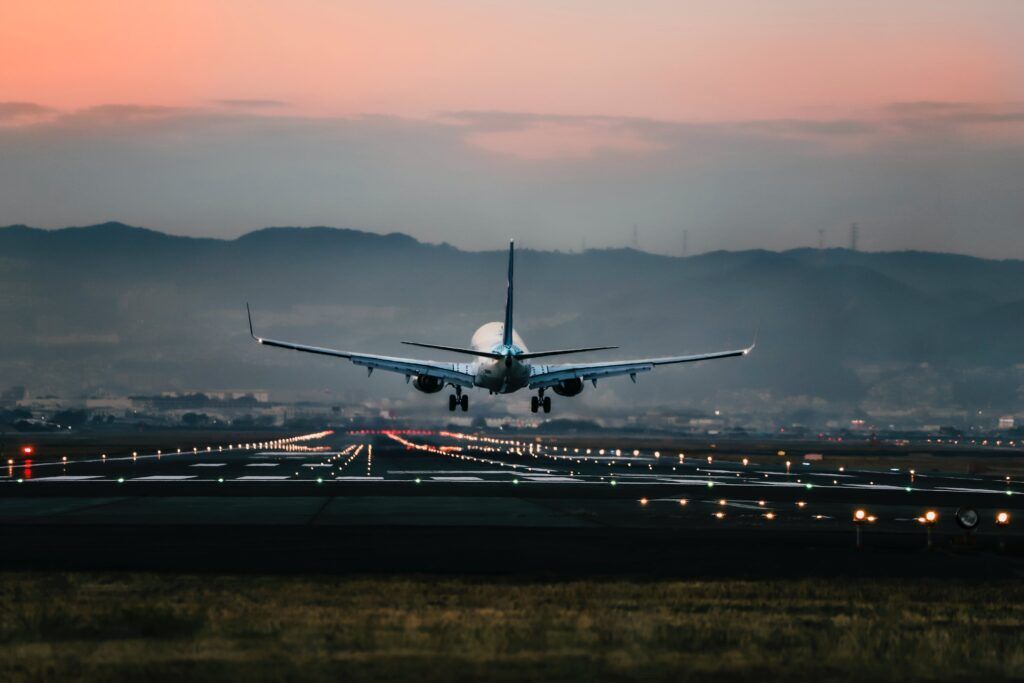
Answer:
xmin=530 ymin=390 xmax=551 ymax=414
xmin=448 ymin=388 xmax=469 ymax=412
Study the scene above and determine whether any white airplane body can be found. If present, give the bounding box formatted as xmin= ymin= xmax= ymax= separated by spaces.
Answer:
xmin=248 ymin=241 xmax=752 ymax=413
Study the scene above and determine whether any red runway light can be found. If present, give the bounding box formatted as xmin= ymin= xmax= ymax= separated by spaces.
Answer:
xmin=22 ymin=446 xmax=33 ymax=455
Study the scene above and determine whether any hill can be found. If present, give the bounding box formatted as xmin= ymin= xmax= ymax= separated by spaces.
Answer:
xmin=2 ymin=222 xmax=1023 ymax=420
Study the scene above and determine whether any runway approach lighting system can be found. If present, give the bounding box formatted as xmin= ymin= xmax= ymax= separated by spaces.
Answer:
xmin=918 ymin=510 xmax=939 ymax=547
xmin=853 ymin=509 xmax=875 ymax=549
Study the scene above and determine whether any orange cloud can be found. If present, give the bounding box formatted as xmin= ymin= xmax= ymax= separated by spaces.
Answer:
xmin=0 ymin=1 xmax=1018 ymax=121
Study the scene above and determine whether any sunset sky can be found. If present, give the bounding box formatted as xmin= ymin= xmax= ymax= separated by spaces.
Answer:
xmin=2 ymin=0 xmax=1023 ymax=255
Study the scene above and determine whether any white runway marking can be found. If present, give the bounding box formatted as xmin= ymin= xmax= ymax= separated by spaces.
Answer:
xmin=711 ymin=501 xmax=772 ymax=510
xmin=236 ymin=475 xmax=290 ymax=480
xmin=431 ymin=476 xmax=484 ymax=482
xmin=33 ymin=475 xmax=104 ymax=481
xmin=389 ymin=470 xmax=516 ymax=475
xmin=935 ymin=486 xmax=1013 ymax=495
xmin=302 ymin=463 xmax=333 ymax=468
xmin=845 ymin=483 xmax=909 ymax=491
xmin=246 ymin=463 xmax=279 ymax=467
xmin=521 ymin=476 xmax=578 ymax=483
xmin=131 ymin=475 xmax=197 ymax=481
xmin=335 ymin=476 xmax=384 ymax=480
xmin=191 ymin=463 xmax=226 ymax=467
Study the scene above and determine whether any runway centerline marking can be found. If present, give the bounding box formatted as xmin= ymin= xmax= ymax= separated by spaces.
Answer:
xmin=387 ymin=470 xmax=528 ymax=475
xmin=32 ymin=475 xmax=104 ymax=481
xmin=131 ymin=475 xmax=197 ymax=481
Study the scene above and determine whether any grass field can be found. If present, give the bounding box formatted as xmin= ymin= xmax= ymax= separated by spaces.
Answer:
xmin=3 ymin=574 xmax=1024 ymax=682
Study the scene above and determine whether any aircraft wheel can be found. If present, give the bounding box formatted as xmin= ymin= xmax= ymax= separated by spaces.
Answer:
xmin=460 ymin=395 xmax=469 ymax=411
xmin=542 ymin=396 xmax=552 ymax=413
xmin=448 ymin=394 xmax=457 ymax=411
xmin=530 ymin=396 xmax=539 ymax=413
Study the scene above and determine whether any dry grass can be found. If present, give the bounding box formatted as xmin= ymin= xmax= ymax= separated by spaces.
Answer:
xmin=2 ymin=573 xmax=1023 ymax=682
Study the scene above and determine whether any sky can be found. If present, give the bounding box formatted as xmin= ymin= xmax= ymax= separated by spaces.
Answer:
xmin=1 ymin=0 xmax=1023 ymax=256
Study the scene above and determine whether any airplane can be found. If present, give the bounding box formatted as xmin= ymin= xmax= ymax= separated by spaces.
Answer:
xmin=247 ymin=240 xmax=753 ymax=413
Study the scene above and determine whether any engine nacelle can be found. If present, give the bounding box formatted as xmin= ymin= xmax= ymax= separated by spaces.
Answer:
xmin=412 ymin=375 xmax=445 ymax=394
xmin=552 ymin=378 xmax=584 ymax=397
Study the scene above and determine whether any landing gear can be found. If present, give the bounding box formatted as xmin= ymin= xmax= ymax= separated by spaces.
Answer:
xmin=542 ymin=396 xmax=551 ymax=413
xmin=531 ymin=390 xmax=552 ymax=414
xmin=531 ymin=396 xmax=539 ymax=413
xmin=449 ymin=388 xmax=469 ymax=412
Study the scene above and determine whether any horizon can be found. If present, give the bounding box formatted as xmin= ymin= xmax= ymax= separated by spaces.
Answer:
xmin=4 ymin=219 xmax=1023 ymax=262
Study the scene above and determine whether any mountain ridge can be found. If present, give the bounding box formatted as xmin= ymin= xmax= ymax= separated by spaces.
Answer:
xmin=1 ymin=221 xmax=1022 ymax=417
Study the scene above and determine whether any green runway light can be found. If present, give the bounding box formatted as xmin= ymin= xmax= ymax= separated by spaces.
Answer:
xmin=17 ymin=478 xmax=23 ymax=483
xmin=513 ymin=478 xmax=519 ymax=485
xmin=905 ymin=487 xmax=912 ymax=492
xmin=610 ymin=479 xmax=617 ymax=486
xmin=707 ymin=481 xmax=714 ymax=488
xmin=218 ymin=478 xmax=224 ymax=483
xmin=805 ymin=483 xmax=813 ymax=490
xmin=117 ymin=477 xmax=124 ymax=483
xmin=415 ymin=478 xmax=421 ymax=484
xmin=317 ymin=478 xmax=323 ymax=484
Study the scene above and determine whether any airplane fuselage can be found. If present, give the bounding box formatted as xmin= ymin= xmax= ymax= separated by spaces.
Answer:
xmin=470 ymin=322 xmax=531 ymax=393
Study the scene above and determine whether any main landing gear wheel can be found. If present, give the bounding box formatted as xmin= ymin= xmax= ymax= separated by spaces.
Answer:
xmin=530 ymin=396 xmax=539 ymax=413
xmin=543 ymin=396 xmax=551 ymax=413
xmin=448 ymin=394 xmax=457 ymax=411
xmin=460 ymin=395 xmax=469 ymax=412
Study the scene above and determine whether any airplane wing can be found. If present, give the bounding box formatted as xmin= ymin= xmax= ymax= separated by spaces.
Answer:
xmin=528 ymin=345 xmax=753 ymax=389
xmin=247 ymin=305 xmax=476 ymax=388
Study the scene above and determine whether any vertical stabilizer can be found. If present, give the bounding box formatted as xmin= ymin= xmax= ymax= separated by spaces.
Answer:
xmin=503 ymin=240 xmax=515 ymax=347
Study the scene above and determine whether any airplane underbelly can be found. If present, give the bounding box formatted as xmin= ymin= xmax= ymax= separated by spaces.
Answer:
xmin=474 ymin=361 xmax=530 ymax=393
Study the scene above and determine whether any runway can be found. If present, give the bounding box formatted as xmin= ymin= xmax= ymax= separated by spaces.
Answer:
xmin=2 ymin=428 xmax=1022 ymax=576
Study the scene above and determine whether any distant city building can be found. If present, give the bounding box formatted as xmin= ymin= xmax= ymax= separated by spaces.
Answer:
xmin=999 ymin=416 xmax=1015 ymax=430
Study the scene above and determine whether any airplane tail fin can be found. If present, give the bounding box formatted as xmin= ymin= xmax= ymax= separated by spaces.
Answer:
xmin=503 ymin=240 xmax=514 ymax=348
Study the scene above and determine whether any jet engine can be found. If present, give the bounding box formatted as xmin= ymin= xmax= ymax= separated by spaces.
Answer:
xmin=552 ymin=378 xmax=584 ymax=397
xmin=413 ymin=375 xmax=445 ymax=394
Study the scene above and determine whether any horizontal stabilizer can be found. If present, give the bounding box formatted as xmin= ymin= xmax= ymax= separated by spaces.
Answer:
xmin=401 ymin=341 xmax=503 ymax=359
xmin=516 ymin=346 xmax=618 ymax=360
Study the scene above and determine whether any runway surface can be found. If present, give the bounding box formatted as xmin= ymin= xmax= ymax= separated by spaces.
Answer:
xmin=2 ymin=428 xmax=1022 ymax=576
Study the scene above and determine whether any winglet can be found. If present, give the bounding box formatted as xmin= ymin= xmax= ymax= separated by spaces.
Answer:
xmin=743 ymin=326 xmax=759 ymax=355
xmin=246 ymin=303 xmax=261 ymax=342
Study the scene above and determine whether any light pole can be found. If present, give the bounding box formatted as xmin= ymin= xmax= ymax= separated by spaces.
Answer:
xmin=996 ymin=511 xmax=1011 ymax=552
xmin=919 ymin=510 xmax=938 ymax=548
xmin=853 ymin=509 xmax=875 ymax=549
